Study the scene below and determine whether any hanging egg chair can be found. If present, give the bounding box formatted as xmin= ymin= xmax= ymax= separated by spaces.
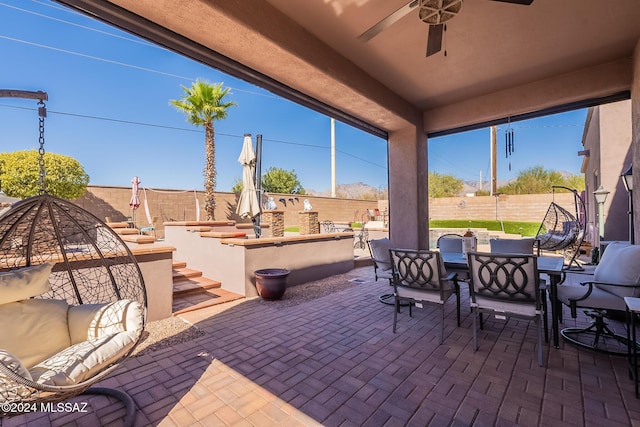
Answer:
xmin=0 ymin=91 xmax=146 ymax=425
xmin=535 ymin=186 xmax=586 ymax=270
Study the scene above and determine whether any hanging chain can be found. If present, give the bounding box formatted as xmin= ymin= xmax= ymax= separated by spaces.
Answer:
xmin=37 ymin=100 xmax=47 ymax=194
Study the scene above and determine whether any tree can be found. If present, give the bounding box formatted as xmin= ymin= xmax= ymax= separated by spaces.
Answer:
xmin=0 ymin=150 xmax=89 ymax=199
xmin=262 ymin=167 xmax=306 ymax=194
xmin=170 ymin=80 xmax=236 ymax=220
xmin=428 ymin=172 xmax=463 ymax=198
xmin=498 ymin=166 xmax=578 ymax=195
xmin=231 ymin=177 xmax=243 ymax=194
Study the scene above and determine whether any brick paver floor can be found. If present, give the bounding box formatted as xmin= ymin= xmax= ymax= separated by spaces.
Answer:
xmin=4 ymin=265 xmax=640 ymax=426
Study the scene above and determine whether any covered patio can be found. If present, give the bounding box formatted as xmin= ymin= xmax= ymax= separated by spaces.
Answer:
xmin=5 ymin=266 xmax=639 ymax=425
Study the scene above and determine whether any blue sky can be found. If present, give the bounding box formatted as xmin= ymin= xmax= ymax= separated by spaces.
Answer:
xmin=0 ymin=0 xmax=586 ymax=193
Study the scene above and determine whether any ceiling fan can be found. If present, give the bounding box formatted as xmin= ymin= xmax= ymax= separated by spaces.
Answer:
xmin=358 ymin=0 xmax=534 ymax=57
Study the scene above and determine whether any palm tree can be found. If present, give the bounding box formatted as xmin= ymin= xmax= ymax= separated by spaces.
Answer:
xmin=170 ymin=80 xmax=236 ymax=220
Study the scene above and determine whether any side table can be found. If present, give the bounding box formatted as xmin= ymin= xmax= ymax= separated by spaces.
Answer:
xmin=624 ymin=296 xmax=640 ymax=398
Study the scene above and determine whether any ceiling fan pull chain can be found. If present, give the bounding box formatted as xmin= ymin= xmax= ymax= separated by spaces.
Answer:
xmin=444 ymin=24 xmax=447 ymax=56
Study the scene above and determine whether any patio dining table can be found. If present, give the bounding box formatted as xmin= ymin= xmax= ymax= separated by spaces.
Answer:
xmin=441 ymin=252 xmax=566 ymax=348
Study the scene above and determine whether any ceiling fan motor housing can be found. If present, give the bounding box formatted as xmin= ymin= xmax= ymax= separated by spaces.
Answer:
xmin=419 ymin=0 xmax=463 ymax=25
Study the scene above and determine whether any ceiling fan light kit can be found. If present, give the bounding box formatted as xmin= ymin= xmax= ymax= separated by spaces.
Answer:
xmin=358 ymin=0 xmax=534 ymax=58
xmin=418 ymin=0 xmax=463 ymax=25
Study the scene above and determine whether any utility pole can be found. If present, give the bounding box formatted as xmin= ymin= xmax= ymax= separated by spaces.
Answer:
xmin=490 ymin=126 xmax=497 ymax=196
xmin=479 ymin=170 xmax=483 ymax=192
xmin=331 ymin=118 xmax=336 ymax=198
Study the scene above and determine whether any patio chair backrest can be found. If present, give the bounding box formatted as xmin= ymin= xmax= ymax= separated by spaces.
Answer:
xmin=437 ymin=234 xmax=463 ymax=253
xmin=467 ymin=252 xmax=540 ymax=307
xmin=489 ymin=238 xmax=535 ymax=254
xmin=368 ymin=238 xmax=393 ymax=271
xmin=594 ymin=242 xmax=640 ymax=298
xmin=389 ymin=249 xmax=446 ymax=292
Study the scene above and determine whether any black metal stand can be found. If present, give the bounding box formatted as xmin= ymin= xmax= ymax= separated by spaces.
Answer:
xmin=82 ymin=387 xmax=136 ymax=427
xmin=561 ymin=310 xmax=631 ymax=356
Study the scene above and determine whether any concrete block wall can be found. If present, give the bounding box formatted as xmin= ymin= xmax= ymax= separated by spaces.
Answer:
xmin=428 ymin=193 xmax=577 ymax=223
xmin=73 ymin=185 xmax=579 ymax=238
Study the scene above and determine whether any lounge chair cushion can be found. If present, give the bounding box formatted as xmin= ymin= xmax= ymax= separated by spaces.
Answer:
xmin=68 ymin=300 xmax=144 ymax=344
xmin=0 ymin=299 xmax=71 ymax=369
xmin=0 ymin=263 xmax=53 ymax=305
xmin=594 ymin=242 xmax=640 ymax=298
xmin=370 ymin=238 xmax=394 ymax=271
xmin=30 ymin=330 xmax=138 ymax=386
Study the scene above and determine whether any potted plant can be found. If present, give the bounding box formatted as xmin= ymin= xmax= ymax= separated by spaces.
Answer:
xmin=254 ymin=268 xmax=290 ymax=300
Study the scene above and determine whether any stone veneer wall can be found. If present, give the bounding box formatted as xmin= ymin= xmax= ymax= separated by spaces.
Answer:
xmin=299 ymin=211 xmax=319 ymax=235
xmin=262 ymin=211 xmax=284 ymax=237
xmin=73 ymin=185 xmax=578 ymax=238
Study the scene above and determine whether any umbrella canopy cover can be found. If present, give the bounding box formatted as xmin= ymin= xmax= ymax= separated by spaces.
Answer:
xmin=236 ymin=135 xmax=261 ymax=219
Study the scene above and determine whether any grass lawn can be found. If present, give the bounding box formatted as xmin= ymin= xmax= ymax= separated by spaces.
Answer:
xmin=429 ymin=220 xmax=541 ymax=237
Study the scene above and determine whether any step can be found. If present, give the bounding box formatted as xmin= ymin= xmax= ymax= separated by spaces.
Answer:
xmin=120 ymin=235 xmax=156 ymax=244
xmin=173 ymin=288 xmax=244 ymax=315
xmin=172 ymin=267 xmax=202 ymax=281
xmin=106 ymin=222 xmax=129 ymax=228
xmin=114 ymin=228 xmax=140 ymax=235
xmin=173 ymin=276 xmax=221 ymax=296
xmin=172 ymin=260 xmax=187 ymax=269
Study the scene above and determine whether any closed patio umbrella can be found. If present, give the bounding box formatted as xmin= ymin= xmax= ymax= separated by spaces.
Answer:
xmin=236 ymin=134 xmax=261 ymax=225
xmin=129 ymin=176 xmax=141 ymax=225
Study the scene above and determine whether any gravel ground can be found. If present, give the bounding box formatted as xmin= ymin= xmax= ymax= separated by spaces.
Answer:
xmin=133 ymin=270 xmax=368 ymax=356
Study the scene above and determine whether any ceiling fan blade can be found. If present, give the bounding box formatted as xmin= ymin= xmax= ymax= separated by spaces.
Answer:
xmin=357 ymin=0 xmax=419 ymax=42
xmin=490 ymin=0 xmax=534 ymax=5
xmin=426 ymin=24 xmax=443 ymax=57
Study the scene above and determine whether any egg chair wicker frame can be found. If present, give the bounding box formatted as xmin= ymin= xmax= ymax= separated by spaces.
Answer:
xmin=535 ymin=186 xmax=586 ymax=271
xmin=0 ymin=91 xmax=146 ymax=425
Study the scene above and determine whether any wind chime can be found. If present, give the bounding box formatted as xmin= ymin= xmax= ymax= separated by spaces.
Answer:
xmin=505 ymin=118 xmax=515 ymax=171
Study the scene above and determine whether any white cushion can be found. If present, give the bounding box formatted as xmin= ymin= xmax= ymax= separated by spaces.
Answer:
xmin=438 ymin=237 xmax=463 ymax=253
xmin=594 ymin=242 xmax=640 ymax=298
xmin=490 ymin=238 xmax=535 ymax=254
xmin=0 ymin=349 xmax=32 ymax=381
xmin=68 ymin=300 xmax=144 ymax=344
xmin=30 ymin=330 xmax=137 ymax=386
xmin=0 ymin=349 xmax=34 ymax=403
xmin=0 ymin=263 xmax=53 ymax=305
xmin=0 ymin=299 xmax=70 ymax=368
xmin=369 ymin=238 xmax=394 ymax=271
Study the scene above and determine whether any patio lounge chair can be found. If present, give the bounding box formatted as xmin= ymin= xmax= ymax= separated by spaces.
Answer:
xmin=557 ymin=241 xmax=640 ymax=355
xmin=0 ymin=195 xmax=146 ymax=425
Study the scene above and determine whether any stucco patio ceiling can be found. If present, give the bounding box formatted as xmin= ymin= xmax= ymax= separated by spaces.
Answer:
xmin=57 ymin=0 xmax=640 ymax=136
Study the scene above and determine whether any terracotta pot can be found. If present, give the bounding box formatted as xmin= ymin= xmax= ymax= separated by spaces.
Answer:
xmin=254 ymin=268 xmax=290 ymax=300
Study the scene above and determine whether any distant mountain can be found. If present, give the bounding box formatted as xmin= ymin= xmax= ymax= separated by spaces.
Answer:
xmin=307 ymin=182 xmax=386 ymax=199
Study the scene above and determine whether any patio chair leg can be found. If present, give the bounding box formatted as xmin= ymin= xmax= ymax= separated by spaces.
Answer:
xmin=542 ymin=289 xmax=549 ymax=342
xmin=455 ymin=285 xmax=461 ymax=327
xmin=393 ymin=296 xmax=398 ymax=333
xmin=440 ymin=303 xmax=445 ymax=345
xmin=537 ymin=317 xmax=543 ymax=367
xmin=473 ymin=309 xmax=479 ymax=351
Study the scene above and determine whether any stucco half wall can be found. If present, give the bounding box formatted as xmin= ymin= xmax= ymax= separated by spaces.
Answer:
xmin=164 ymin=224 xmax=354 ymax=298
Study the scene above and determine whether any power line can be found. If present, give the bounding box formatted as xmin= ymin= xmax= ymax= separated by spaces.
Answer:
xmin=0 ymin=103 xmax=386 ymax=169
xmin=0 ymin=34 xmax=280 ymax=100
xmin=0 ymin=2 xmax=158 ymax=48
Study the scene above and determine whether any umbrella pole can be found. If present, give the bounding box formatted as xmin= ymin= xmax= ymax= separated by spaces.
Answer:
xmin=253 ymin=134 xmax=263 ymax=238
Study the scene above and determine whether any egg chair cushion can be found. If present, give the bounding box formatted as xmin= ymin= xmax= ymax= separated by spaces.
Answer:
xmin=30 ymin=329 xmax=139 ymax=386
xmin=0 ymin=263 xmax=53 ymax=305
xmin=0 ymin=349 xmax=32 ymax=381
xmin=0 ymin=299 xmax=71 ymax=369
xmin=68 ymin=300 xmax=144 ymax=344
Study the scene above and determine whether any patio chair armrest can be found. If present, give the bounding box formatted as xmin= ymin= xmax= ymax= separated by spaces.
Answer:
xmin=586 ymin=281 xmax=640 ymax=288
xmin=444 ymin=272 xmax=458 ymax=282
